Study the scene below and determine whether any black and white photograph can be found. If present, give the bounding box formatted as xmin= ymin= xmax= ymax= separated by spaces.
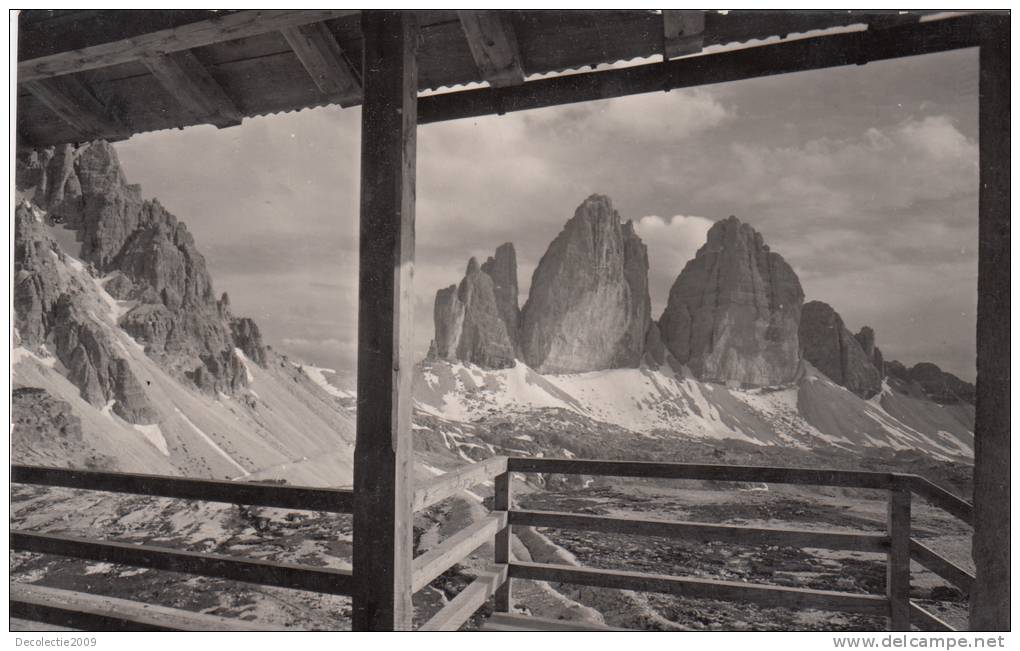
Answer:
xmin=7 ymin=6 xmax=1011 ymax=637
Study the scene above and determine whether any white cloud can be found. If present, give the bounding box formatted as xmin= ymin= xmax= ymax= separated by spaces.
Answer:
xmin=633 ymin=214 xmax=714 ymax=313
xmin=531 ymin=88 xmax=735 ymax=142
xmin=703 ymin=115 xmax=978 ymax=220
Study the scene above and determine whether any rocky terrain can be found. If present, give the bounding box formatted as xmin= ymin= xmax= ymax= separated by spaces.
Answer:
xmin=12 ymin=142 xmax=356 ymax=483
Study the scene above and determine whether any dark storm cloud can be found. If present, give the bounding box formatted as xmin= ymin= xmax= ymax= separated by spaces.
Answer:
xmin=116 ymin=47 xmax=979 ymax=379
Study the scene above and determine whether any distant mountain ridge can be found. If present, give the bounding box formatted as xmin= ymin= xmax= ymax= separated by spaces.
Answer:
xmin=429 ymin=193 xmax=973 ymax=406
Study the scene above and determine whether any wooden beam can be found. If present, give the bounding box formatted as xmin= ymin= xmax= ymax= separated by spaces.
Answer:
xmin=483 ymin=613 xmax=628 ymax=632
xmin=910 ymin=601 xmax=956 ymax=632
xmin=971 ymin=14 xmax=1010 ymax=632
xmin=413 ymin=456 xmax=508 ymax=511
xmin=11 ymin=530 xmax=354 ymax=595
xmin=886 ymin=483 xmax=911 ymax=630
xmin=419 ymin=564 xmax=508 ymax=631
xmin=412 ymin=511 xmax=507 ymax=592
xmin=353 ymin=9 xmax=419 ymax=632
xmin=511 ymin=509 xmax=890 ymax=552
xmin=280 ymin=22 xmax=361 ymax=107
xmin=418 ymin=13 xmax=983 ymax=125
xmin=457 ymin=10 xmax=525 ymax=87
xmin=11 ymin=583 xmax=280 ymax=632
xmin=910 ymin=539 xmax=975 ymax=594
xmin=507 ymin=457 xmax=896 ymax=490
xmin=18 ymin=9 xmax=360 ymax=82
xmin=11 ymin=464 xmax=354 ymax=513
xmin=22 ymin=76 xmax=122 ymax=139
xmin=142 ymin=50 xmax=242 ymax=128
xmin=509 ymin=561 xmax=889 ymax=615
xmin=907 ymin=475 xmax=973 ymax=525
xmin=662 ymin=10 xmax=705 ymax=59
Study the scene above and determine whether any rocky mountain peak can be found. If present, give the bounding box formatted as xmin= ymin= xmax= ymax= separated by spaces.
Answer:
xmin=799 ymin=301 xmax=882 ymax=399
xmin=658 ymin=215 xmax=804 ymax=386
xmin=519 ymin=195 xmax=651 ymax=373
xmin=854 ymin=326 xmax=885 ymax=376
xmin=14 ymin=140 xmax=268 ymax=406
xmin=431 ymin=244 xmax=519 ymax=369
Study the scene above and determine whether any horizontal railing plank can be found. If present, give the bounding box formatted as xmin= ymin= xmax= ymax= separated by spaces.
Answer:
xmin=412 ymin=512 xmax=508 ymax=592
xmin=907 ymin=475 xmax=973 ymax=525
xmin=511 ymin=510 xmax=889 ymax=552
xmin=11 ymin=582 xmax=280 ymax=631
xmin=11 ymin=530 xmax=353 ymax=596
xmin=419 ymin=564 xmax=508 ymax=632
xmin=483 ymin=613 xmax=628 ymax=631
xmin=910 ymin=539 xmax=975 ymax=593
xmin=909 ymin=601 xmax=956 ymax=632
xmin=11 ymin=465 xmax=353 ymax=513
xmin=507 ymin=457 xmax=895 ymax=490
xmin=413 ymin=456 xmax=508 ymax=512
xmin=509 ymin=561 xmax=888 ymax=616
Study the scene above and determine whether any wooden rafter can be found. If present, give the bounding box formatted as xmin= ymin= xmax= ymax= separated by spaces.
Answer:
xmin=662 ymin=10 xmax=705 ymax=59
xmin=280 ymin=22 xmax=361 ymax=107
xmin=18 ymin=9 xmax=359 ymax=83
xmin=142 ymin=51 xmax=242 ymax=129
xmin=457 ymin=10 xmax=525 ymax=87
xmin=22 ymin=75 xmax=122 ymax=139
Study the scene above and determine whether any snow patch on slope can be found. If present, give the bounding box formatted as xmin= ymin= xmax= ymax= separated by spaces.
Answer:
xmin=233 ymin=348 xmax=255 ymax=383
xmin=11 ymin=346 xmax=57 ymax=369
xmin=133 ymin=423 xmax=170 ymax=456
xmin=415 ymin=359 xmax=974 ymax=460
xmin=300 ymin=364 xmax=355 ymax=399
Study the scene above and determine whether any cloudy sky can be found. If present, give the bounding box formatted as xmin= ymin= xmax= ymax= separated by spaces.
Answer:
xmin=115 ymin=46 xmax=979 ymax=381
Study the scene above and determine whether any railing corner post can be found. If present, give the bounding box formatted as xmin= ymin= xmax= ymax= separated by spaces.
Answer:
xmin=887 ymin=478 xmax=912 ymax=631
xmin=494 ymin=469 xmax=512 ymax=612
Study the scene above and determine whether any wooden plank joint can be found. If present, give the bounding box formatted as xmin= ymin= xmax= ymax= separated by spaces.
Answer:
xmin=662 ymin=10 xmax=705 ymax=59
xmin=22 ymin=76 xmax=123 ymax=140
xmin=142 ymin=51 xmax=242 ymax=128
xmin=457 ymin=10 xmax=525 ymax=87
xmin=281 ymin=21 xmax=362 ymax=107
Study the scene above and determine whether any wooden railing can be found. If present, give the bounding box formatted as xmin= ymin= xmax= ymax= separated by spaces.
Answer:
xmin=10 ymin=459 xmax=975 ymax=631
xmin=10 ymin=464 xmax=354 ymax=630
xmin=417 ymin=457 xmax=975 ymax=632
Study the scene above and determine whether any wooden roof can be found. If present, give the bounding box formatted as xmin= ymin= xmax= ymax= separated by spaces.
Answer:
xmin=16 ymin=9 xmax=983 ymax=147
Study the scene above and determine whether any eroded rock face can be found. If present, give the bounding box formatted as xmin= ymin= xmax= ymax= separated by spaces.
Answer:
xmin=15 ymin=141 xmax=267 ymax=396
xmin=231 ymin=317 xmax=267 ymax=367
xmin=51 ymin=295 xmax=159 ymax=423
xmin=481 ymin=243 xmax=521 ymax=349
xmin=519 ymin=195 xmax=651 ymax=373
xmin=14 ymin=203 xmax=64 ymax=346
xmin=799 ymin=301 xmax=881 ymax=399
xmin=432 ymin=249 xmax=519 ymax=369
xmin=854 ymin=326 xmax=885 ymax=377
xmin=658 ymin=216 xmax=803 ymax=386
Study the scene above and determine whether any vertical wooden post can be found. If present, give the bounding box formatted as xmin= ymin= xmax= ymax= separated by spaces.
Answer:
xmin=493 ymin=470 xmax=512 ymax=612
xmin=353 ymin=10 xmax=419 ymax=632
xmin=887 ymin=482 xmax=911 ymax=631
xmin=971 ymin=13 xmax=1010 ymax=633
